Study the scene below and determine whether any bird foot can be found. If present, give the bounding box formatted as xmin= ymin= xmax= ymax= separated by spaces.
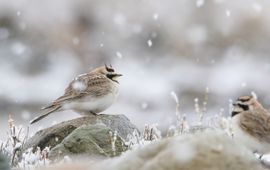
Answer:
xmin=89 ymin=111 xmax=98 ymax=116
xmin=253 ymin=151 xmax=263 ymax=160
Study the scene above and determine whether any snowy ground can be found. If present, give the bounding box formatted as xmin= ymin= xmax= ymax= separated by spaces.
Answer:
xmin=1 ymin=0 xmax=270 ymax=140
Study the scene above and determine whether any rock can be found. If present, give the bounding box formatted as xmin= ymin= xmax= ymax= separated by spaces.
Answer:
xmin=49 ymin=124 xmax=127 ymax=160
xmin=23 ymin=114 xmax=138 ymax=152
xmin=0 ymin=153 xmax=10 ymax=170
xmin=95 ymin=130 xmax=266 ymax=170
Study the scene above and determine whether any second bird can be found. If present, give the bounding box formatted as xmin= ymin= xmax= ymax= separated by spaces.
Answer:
xmin=231 ymin=95 xmax=270 ymax=154
xmin=30 ymin=65 xmax=122 ymax=124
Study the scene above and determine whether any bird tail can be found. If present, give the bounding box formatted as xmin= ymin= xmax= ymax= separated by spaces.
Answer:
xmin=30 ymin=105 xmax=61 ymax=124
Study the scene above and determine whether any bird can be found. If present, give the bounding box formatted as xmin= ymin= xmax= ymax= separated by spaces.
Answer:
xmin=30 ymin=65 xmax=122 ymax=124
xmin=231 ymin=95 xmax=270 ymax=154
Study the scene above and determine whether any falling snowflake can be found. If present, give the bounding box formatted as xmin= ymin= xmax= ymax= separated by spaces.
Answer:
xmin=196 ymin=0 xmax=204 ymax=8
xmin=147 ymin=40 xmax=152 ymax=47
xmin=253 ymin=3 xmax=262 ymax=13
xmin=141 ymin=102 xmax=148 ymax=110
xmin=116 ymin=51 xmax=123 ymax=59
xmin=226 ymin=10 xmax=231 ymax=17
xmin=16 ymin=11 xmax=21 ymax=16
xmin=153 ymin=13 xmax=159 ymax=20
xmin=72 ymin=81 xmax=86 ymax=92
xmin=241 ymin=82 xmax=247 ymax=87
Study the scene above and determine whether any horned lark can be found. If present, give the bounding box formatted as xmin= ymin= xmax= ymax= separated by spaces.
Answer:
xmin=231 ymin=95 xmax=270 ymax=154
xmin=30 ymin=65 xmax=122 ymax=124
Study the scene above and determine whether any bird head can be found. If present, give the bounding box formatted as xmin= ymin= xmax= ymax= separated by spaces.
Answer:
xmin=231 ymin=95 xmax=263 ymax=117
xmin=93 ymin=64 xmax=122 ymax=83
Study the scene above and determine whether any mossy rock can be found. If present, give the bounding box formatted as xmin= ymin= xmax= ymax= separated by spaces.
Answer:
xmin=49 ymin=124 xmax=127 ymax=160
xmin=23 ymin=114 xmax=138 ymax=152
xmin=0 ymin=153 xmax=10 ymax=170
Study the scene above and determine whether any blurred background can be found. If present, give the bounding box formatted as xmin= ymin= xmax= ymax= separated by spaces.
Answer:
xmin=1 ymin=0 xmax=270 ymax=139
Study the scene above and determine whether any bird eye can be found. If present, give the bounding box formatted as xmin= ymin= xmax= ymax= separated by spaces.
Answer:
xmin=238 ymin=104 xmax=249 ymax=111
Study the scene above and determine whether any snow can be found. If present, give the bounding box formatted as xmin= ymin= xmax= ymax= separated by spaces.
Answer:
xmin=253 ymin=3 xmax=262 ymax=13
xmin=72 ymin=81 xmax=87 ymax=92
xmin=153 ymin=13 xmax=159 ymax=20
xmin=170 ymin=91 xmax=179 ymax=104
xmin=241 ymin=82 xmax=247 ymax=88
xmin=205 ymin=87 xmax=209 ymax=93
xmin=116 ymin=52 xmax=123 ymax=59
xmin=96 ymin=130 xmax=262 ymax=170
xmin=14 ymin=143 xmax=22 ymax=150
xmin=172 ymin=140 xmax=196 ymax=163
xmin=0 ymin=2 xmax=270 ymax=166
xmin=196 ymin=0 xmax=205 ymax=8
xmin=251 ymin=91 xmax=258 ymax=100
xmin=147 ymin=39 xmax=152 ymax=47
xmin=226 ymin=10 xmax=231 ymax=17
xmin=16 ymin=11 xmax=21 ymax=16
xmin=141 ymin=102 xmax=148 ymax=110
xmin=17 ymin=147 xmax=51 ymax=168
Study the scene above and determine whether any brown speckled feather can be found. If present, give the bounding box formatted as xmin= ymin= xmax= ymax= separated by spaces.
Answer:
xmin=240 ymin=108 xmax=270 ymax=143
xmin=43 ymin=72 xmax=113 ymax=109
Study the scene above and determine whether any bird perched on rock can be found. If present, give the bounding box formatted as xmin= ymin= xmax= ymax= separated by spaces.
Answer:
xmin=231 ymin=95 xmax=270 ymax=154
xmin=30 ymin=65 xmax=122 ymax=124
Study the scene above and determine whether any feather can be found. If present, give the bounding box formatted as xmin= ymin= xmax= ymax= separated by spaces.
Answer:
xmin=30 ymin=105 xmax=61 ymax=124
xmin=240 ymin=109 xmax=270 ymax=143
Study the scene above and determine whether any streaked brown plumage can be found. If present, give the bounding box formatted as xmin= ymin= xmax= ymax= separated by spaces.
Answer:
xmin=232 ymin=95 xmax=270 ymax=153
xmin=30 ymin=65 xmax=122 ymax=124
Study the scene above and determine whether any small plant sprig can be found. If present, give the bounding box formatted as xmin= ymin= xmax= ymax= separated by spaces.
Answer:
xmin=170 ymin=91 xmax=189 ymax=135
xmin=126 ymin=130 xmax=141 ymax=149
xmin=143 ymin=124 xmax=161 ymax=141
xmin=194 ymin=87 xmax=209 ymax=125
xmin=109 ymin=131 xmax=118 ymax=156
xmin=126 ymin=124 xmax=162 ymax=149
xmin=0 ymin=114 xmax=51 ymax=169
xmin=0 ymin=114 xmax=28 ymax=166
xmin=206 ymin=101 xmax=233 ymax=138
xmin=202 ymin=87 xmax=209 ymax=120
xmin=18 ymin=146 xmax=51 ymax=169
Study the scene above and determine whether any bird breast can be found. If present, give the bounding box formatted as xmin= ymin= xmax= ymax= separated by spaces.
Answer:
xmin=63 ymin=83 xmax=119 ymax=114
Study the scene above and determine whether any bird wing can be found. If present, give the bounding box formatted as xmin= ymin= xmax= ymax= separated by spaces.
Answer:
xmin=239 ymin=109 xmax=270 ymax=143
xmin=43 ymin=73 xmax=112 ymax=109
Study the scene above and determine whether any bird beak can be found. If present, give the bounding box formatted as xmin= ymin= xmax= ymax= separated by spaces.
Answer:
xmin=110 ymin=73 xmax=122 ymax=84
xmin=115 ymin=74 xmax=123 ymax=77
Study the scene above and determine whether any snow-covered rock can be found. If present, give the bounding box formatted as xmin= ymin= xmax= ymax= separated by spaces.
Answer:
xmin=96 ymin=130 xmax=265 ymax=170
